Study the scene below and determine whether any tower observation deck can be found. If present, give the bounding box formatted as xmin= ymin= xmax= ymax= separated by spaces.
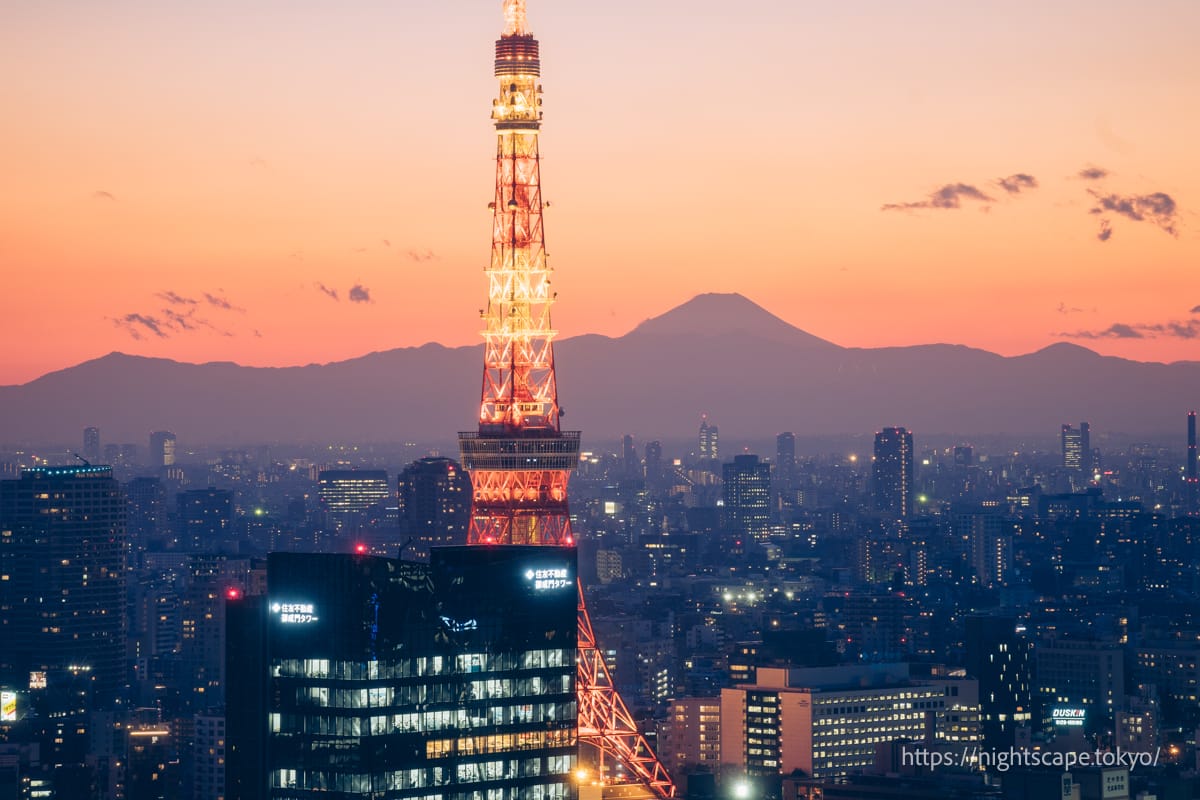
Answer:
xmin=459 ymin=2 xmax=676 ymax=797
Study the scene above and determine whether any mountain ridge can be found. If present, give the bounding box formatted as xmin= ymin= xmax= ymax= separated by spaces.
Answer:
xmin=1 ymin=293 xmax=1195 ymax=444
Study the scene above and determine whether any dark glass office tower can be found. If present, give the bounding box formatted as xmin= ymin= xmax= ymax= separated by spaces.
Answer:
xmin=722 ymin=455 xmax=771 ymax=542
xmin=227 ymin=545 xmax=578 ymax=800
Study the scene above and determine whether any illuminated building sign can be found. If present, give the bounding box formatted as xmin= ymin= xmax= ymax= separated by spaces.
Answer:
xmin=1 ymin=691 xmax=16 ymax=722
xmin=29 ymin=671 xmax=46 ymax=690
xmin=271 ymin=602 xmax=318 ymax=624
xmin=1052 ymin=707 xmax=1086 ymax=727
xmin=525 ymin=567 xmax=570 ymax=591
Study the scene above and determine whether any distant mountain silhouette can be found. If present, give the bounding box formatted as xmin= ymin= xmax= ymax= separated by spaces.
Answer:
xmin=1 ymin=293 xmax=1196 ymax=445
xmin=629 ymin=293 xmax=838 ymax=349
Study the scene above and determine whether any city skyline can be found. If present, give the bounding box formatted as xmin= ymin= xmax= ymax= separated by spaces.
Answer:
xmin=3 ymin=0 xmax=1200 ymax=384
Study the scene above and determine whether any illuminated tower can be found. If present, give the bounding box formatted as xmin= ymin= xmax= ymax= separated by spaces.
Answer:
xmin=459 ymin=3 xmax=676 ymax=797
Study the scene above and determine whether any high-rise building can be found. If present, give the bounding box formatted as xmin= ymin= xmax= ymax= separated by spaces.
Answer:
xmin=126 ymin=476 xmax=167 ymax=551
xmin=775 ymin=432 xmax=796 ymax=507
xmin=953 ymin=510 xmax=1012 ymax=589
xmin=644 ymin=441 xmax=663 ymax=487
xmin=149 ymin=430 xmax=177 ymax=467
xmin=872 ymin=427 xmax=914 ymax=519
xmin=83 ymin=426 xmax=101 ymax=464
xmin=964 ymin=616 xmax=1034 ymax=748
xmin=396 ymin=457 xmax=472 ymax=559
xmin=194 ymin=714 xmax=227 ymax=800
xmin=723 ymin=455 xmax=771 ymax=542
xmin=178 ymin=488 xmax=234 ymax=553
xmin=317 ymin=470 xmax=391 ymax=527
xmin=1061 ymin=422 xmax=1091 ymax=473
xmin=622 ymin=434 xmax=638 ymax=478
xmin=953 ymin=445 xmax=974 ymax=467
xmin=0 ymin=465 xmax=127 ymax=702
xmin=698 ymin=417 xmax=719 ymax=462
xmin=226 ymin=546 xmax=578 ymax=800
xmin=1036 ymin=637 xmax=1125 ymax=726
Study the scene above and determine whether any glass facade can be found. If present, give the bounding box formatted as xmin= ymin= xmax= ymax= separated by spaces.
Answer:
xmin=229 ymin=546 xmax=577 ymax=800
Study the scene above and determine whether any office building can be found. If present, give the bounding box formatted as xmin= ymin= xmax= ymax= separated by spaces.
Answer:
xmin=720 ymin=664 xmax=979 ymax=779
xmin=317 ymin=469 xmax=390 ymax=526
xmin=126 ymin=476 xmax=168 ymax=551
xmin=723 ymin=455 xmax=771 ymax=542
xmin=644 ymin=441 xmax=663 ymax=487
xmin=964 ymin=616 xmax=1034 ymax=748
xmin=178 ymin=488 xmax=235 ymax=553
xmin=623 ymin=434 xmax=638 ymax=478
xmin=775 ymin=432 xmax=796 ymax=508
xmin=698 ymin=417 xmax=719 ymax=462
xmin=226 ymin=545 xmax=578 ymax=799
xmin=83 ymin=426 xmax=101 ymax=464
xmin=396 ymin=457 xmax=472 ymax=559
xmin=1061 ymin=422 xmax=1091 ymax=473
xmin=873 ymin=427 xmax=914 ymax=519
xmin=0 ymin=465 xmax=127 ymax=702
xmin=1036 ymin=637 xmax=1125 ymax=727
xmin=150 ymin=430 xmax=178 ymax=468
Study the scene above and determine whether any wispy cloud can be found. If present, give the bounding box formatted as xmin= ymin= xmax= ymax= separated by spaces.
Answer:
xmin=997 ymin=174 xmax=1038 ymax=194
xmin=155 ymin=290 xmax=197 ymax=306
xmin=1077 ymin=166 xmax=1109 ymax=181
xmin=92 ymin=190 xmax=115 ymax=201
xmin=315 ymin=282 xmax=340 ymax=301
xmin=349 ymin=284 xmax=372 ymax=304
xmin=407 ymin=248 xmax=439 ymax=262
xmin=111 ymin=313 xmax=167 ymax=340
xmin=1056 ymin=302 xmax=1085 ymax=314
xmin=204 ymin=291 xmax=245 ymax=312
xmin=161 ymin=308 xmax=198 ymax=331
xmin=1089 ymin=190 xmax=1180 ymax=241
xmin=1190 ymin=305 xmax=1200 ymax=314
xmin=882 ymin=183 xmax=994 ymax=212
xmin=1058 ymin=316 xmax=1200 ymax=340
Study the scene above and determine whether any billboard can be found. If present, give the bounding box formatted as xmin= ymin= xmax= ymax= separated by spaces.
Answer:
xmin=0 ymin=691 xmax=16 ymax=722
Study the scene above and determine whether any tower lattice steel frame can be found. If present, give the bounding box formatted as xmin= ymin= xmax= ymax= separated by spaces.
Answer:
xmin=459 ymin=2 xmax=676 ymax=797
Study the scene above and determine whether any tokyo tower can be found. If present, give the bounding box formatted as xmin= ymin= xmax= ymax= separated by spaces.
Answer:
xmin=458 ymin=1 xmax=676 ymax=797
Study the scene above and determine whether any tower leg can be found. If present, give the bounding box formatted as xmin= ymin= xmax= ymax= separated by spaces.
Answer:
xmin=577 ymin=580 xmax=676 ymax=799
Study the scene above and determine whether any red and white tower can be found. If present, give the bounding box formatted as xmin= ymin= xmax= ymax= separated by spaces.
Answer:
xmin=459 ymin=2 xmax=676 ymax=797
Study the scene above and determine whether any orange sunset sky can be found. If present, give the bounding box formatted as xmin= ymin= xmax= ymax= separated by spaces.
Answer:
xmin=2 ymin=0 xmax=1198 ymax=386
